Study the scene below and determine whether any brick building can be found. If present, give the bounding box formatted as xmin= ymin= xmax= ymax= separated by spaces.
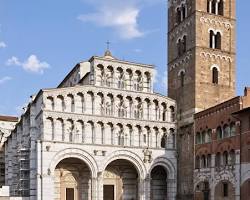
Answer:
xmin=194 ymin=88 xmax=250 ymax=200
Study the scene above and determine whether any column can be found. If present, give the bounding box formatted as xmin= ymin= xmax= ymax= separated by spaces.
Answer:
xmin=144 ymin=176 xmax=151 ymax=200
xmin=92 ymin=177 xmax=98 ymax=200
xmin=215 ymin=0 xmax=219 ymax=15
xmin=210 ymin=154 xmax=216 ymax=200
xmin=209 ymin=0 xmax=212 ymax=13
xmin=138 ymin=178 xmax=145 ymax=200
xmin=97 ymin=172 xmax=103 ymax=200
xmin=212 ymin=34 xmax=216 ymax=49
xmin=167 ymin=179 xmax=177 ymax=200
xmin=235 ymin=149 xmax=241 ymax=200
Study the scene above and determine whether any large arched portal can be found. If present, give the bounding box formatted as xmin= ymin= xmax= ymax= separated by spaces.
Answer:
xmin=54 ymin=158 xmax=92 ymax=200
xmin=150 ymin=165 xmax=168 ymax=200
xmin=103 ymin=159 xmax=139 ymax=200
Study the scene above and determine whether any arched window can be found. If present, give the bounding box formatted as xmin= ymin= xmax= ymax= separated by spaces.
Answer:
xmin=182 ymin=35 xmax=187 ymax=53
xmin=117 ymin=124 xmax=124 ymax=146
xmin=144 ymin=72 xmax=151 ymax=92
xmin=106 ymin=94 xmax=114 ymax=116
xmin=56 ymin=118 xmax=64 ymax=141
xmin=117 ymin=67 xmax=125 ymax=89
xmin=134 ymin=97 xmax=143 ymax=119
xmin=195 ymin=156 xmax=200 ymax=169
xmin=223 ymin=124 xmax=230 ymax=138
xmin=207 ymin=0 xmax=211 ymax=13
xmin=153 ymin=100 xmax=159 ymax=121
xmin=126 ymin=69 xmax=133 ymax=90
xmin=180 ymin=71 xmax=185 ymax=87
xmin=170 ymin=106 xmax=175 ymax=122
xmin=215 ymin=32 xmax=221 ymax=49
xmin=67 ymin=94 xmax=75 ymax=112
xmin=212 ymin=67 xmax=219 ymax=84
xmin=96 ymin=64 xmax=105 ymax=86
xmin=46 ymin=118 xmax=54 ymax=140
xmin=201 ymin=155 xmax=206 ymax=168
xmin=229 ymin=150 xmax=236 ymax=165
xmin=117 ymin=96 xmax=127 ymax=118
xmin=176 ymin=7 xmax=182 ymax=24
xmin=161 ymin=135 xmax=166 ymax=149
xmin=75 ymin=120 xmax=84 ymax=143
xmin=57 ymin=95 xmax=65 ymax=112
xmin=134 ymin=71 xmax=142 ymax=91
xmin=217 ymin=126 xmax=222 ymax=139
xmin=196 ymin=132 xmax=201 ymax=144
xmin=209 ymin=30 xmax=214 ymax=48
xmin=162 ymin=103 xmax=167 ymax=122
xmin=182 ymin=4 xmax=187 ymax=19
xmin=211 ymin=0 xmax=216 ymax=14
xmin=47 ymin=97 xmax=54 ymax=110
xmin=223 ymin=151 xmax=229 ymax=166
xmin=230 ymin=122 xmax=236 ymax=136
xmin=218 ymin=0 xmax=224 ymax=16
xmin=106 ymin=66 xmax=114 ymax=87
xmin=206 ymin=129 xmax=212 ymax=143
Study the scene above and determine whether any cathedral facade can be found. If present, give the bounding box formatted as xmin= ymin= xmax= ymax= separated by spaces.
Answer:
xmin=4 ymin=51 xmax=177 ymax=200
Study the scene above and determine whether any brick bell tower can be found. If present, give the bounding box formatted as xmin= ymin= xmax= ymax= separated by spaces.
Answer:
xmin=167 ymin=0 xmax=236 ymax=199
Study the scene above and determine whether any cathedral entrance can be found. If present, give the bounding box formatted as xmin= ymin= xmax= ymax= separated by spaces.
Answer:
xmin=103 ymin=159 xmax=139 ymax=200
xmin=150 ymin=165 xmax=168 ymax=200
xmin=54 ymin=158 xmax=91 ymax=200
xmin=66 ymin=188 xmax=74 ymax=200
xmin=103 ymin=185 xmax=115 ymax=200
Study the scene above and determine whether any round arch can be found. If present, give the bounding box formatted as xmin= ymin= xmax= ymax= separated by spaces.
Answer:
xmin=49 ymin=148 xmax=98 ymax=178
xmin=149 ymin=157 xmax=176 ymax=180
xmin=100 ymin=150 xmax=147 ymax=179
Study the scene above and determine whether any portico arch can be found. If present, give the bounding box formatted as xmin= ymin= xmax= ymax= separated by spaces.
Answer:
xmin=101 ymin=150 xmax=147 ymax=179
xmin=102 ymin=159 xmax=139 ymax=200
xmin=48 ymin=148 xmax=99 ymax=200
xmin=149 ymin=157 xmax=177 ymax=200
xmin=49 ymin=148 xmax=98 ymax=177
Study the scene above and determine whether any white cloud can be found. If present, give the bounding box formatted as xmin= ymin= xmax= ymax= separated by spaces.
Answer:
xmin=78 ymin=0 xmax=163 ymax=39
xmin=0 ymin=76 xmax=12 ymax=85
xmin=6 ymin=55 xmax=50 ymax=74
xmin=78 ymin=6 xmax=143 ymax=39
xmin=6 ymin=56 xmax=21 ymax=66
xmin=0 ymin=41 xmax=6 ymax=48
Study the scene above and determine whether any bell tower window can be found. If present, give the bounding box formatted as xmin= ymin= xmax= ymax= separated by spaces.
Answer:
xmin=209 ymin=30 xmax=221 ymax=49
xmin=212 ymin=67 xmax=219 ymax=84
xmin=208 ymin=0 xmax=224 ymax=16
xmin=179 ymin=71 xmax=185 ymax=87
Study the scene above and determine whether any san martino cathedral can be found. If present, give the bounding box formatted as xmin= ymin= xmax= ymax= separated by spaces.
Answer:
xmin=0 ymin=0 xmax=250 ymax=200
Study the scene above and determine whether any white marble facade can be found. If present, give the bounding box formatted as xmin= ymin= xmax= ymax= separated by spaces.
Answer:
xmin=5 ymin=51 xmax=177 ymax=200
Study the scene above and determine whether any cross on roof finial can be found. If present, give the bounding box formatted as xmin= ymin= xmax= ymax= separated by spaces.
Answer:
xmin=106 ymin=40 xmax=110 ymax=50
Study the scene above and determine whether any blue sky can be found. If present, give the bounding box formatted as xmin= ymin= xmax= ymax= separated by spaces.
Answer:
xmin=0 ymin=0 xmax=249 ymax=116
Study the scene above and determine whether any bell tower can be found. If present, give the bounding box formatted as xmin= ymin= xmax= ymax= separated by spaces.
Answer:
xmin=167 ymin=0 xmax=236 ymax=199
